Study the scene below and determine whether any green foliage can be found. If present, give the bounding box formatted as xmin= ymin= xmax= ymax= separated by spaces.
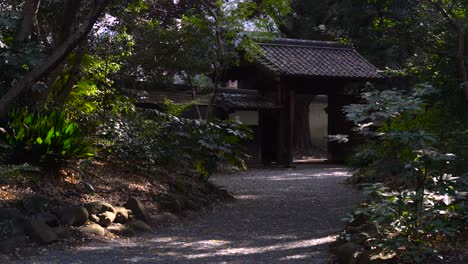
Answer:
xmin=342 ymin=84 xmax=467 ymax=262
xmin=347 ymin=172 xmax=464 ymax=263
xmin=115 ymin=0 xmax=291 ymax=89
xmin=99 ymin=110 xmax=252 ymax=179
xmin=64 ymin=79 xmax=135 ymax=134
xmin=0 ymin=11 xmax=44 ymax=97
xmin=345 ymin=85 xmax=448 ymax=183
xmin=0 ymin=109 xmax=94 ymax=166
xmin=62 ymin=33 xmax=136 ymax=133
xmin=162 ymin=98 xmax=192 ymax=117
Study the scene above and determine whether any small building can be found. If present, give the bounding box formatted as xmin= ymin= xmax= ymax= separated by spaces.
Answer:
xmin=135 ymin=38 xmax=382 ymax=166
xmin=225 ymin=38 xmax=383 ymax=165
xmin=134 ymin=87 xmax=278 ymax=164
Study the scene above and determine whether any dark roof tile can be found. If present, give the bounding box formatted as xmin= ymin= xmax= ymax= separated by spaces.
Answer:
xmin=255 ymin=38 xmax=382 ymax=79
xmin=216 ymin=89 xmax=278 ymax=111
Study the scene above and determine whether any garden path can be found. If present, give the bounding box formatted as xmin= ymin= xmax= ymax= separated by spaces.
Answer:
xmin=17 ymin=164 xmax=363 ymax=264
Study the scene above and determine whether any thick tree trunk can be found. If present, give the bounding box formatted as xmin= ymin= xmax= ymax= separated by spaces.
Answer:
xmin=60 ymin=0 xmax=83 ymax=43
xmin=15 ymin=0 xmax=41 ymax=43
xmin=0 ymin=0 xmax=110 ymax=118
xmin=46 ymin=0 xmax=83 ymax=93
xmin=456 ymin=27 xmax=468 ymax=100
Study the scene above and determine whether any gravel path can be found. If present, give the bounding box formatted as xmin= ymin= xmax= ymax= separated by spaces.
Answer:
xmin=17 ymin=164 xmax=363 ymax=264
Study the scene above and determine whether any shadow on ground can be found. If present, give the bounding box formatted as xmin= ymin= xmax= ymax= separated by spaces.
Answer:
xmin=17 ymin=165 xmax=363 ymax=264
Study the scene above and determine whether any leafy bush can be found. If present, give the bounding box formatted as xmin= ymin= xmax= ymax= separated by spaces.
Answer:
xmin=0 ymin=109 xmax=94 ymax=166
xmin=63 ymin=78 xmax=135 ymax=135
xmin=341 ymin=84 xmax=467 ymax=263
xmin=347 ymin=173 xmax=464 ymax=262
xmin=344 ymin=85 xmax=437 ymax=183
xmin=98 ymin=109 xmax=252 ymax=179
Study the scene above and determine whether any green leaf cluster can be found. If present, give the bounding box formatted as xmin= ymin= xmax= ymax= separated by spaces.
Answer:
xmin=98 ymin=109 xmax=252 ymax=179
xmin=342 ymin=83 xmax=467 ymax=262
xmin=0 ymin=109 xmax=95 ymax=167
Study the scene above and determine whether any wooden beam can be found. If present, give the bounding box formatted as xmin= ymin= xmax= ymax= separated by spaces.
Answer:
xmin=287 ymin=89 xmax=295 ymax=165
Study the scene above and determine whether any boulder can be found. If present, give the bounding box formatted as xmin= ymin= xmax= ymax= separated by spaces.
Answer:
xmin=79 ymin=223 xmax=106 ymax=237
xmin=114 ymin=207 xmax=129 ymax=224
xmin=89 ymin=214 xmax=99 ymax=223
xmin=24 ymin=219 xmax=58 ymax=244
xmin=125 ymin=198 xmax=149 ymax=222
xmin=35 ymin=212 xmax=59 ymax=227
xmin=336 ymin=242 xmax=363 ymax=264
xmin=159 ymin=199 xmax=182 ymax=214
xmin=53 ymin=226 xmax=73 ymax=240
xmin=97 ymin=211 xmax=116 ymax=227
xmin=128 ymin=220 xmax=151 ymax=232
xmin=126 ymin=210 xmax=135 ymax=221
xmin=150 ymin=212 xmax=180 ymax=225
xmin=107 ymin=223 xmax=135 ymax=237
xmin=84 ymin=202 xmax=116 ymax=216
xmin=60 ymin=206 xmax=89 ymax=226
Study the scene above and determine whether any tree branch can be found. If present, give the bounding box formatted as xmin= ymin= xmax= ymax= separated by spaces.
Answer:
xmin=426 ymin=0 xmax=459 ymax=30
xmin=0 ymin=0 xmax=110 ymax=117
xmin=15 ymin=0 xmax=41 ymax=42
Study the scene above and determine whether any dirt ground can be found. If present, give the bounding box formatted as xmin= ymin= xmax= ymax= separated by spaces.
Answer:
xmin=11 ymin=164 xmax=364 ymax=264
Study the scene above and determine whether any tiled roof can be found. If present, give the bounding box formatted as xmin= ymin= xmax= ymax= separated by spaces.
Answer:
xmin=128 ymin=88 xmax=278 ymax=111
xmin=255 ymin=38 xmax=382 ymax=79
xmin=134 ymin=90 xmax=211 ymax=105
xmin=215 ymin=89 xmax=278 ymax=111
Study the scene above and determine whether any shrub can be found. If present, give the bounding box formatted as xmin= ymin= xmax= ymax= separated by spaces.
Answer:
xmin=98 ymin=109 xmax=252 ymax=179
xmin=340 ymin=84 xmax=467 ymax=263
xmin=0 ymin=109 xmax=95 ymax=166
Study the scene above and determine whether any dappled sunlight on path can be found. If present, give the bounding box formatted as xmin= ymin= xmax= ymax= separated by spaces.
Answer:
xmin=18 ymin=164 xmax=363 ymax=264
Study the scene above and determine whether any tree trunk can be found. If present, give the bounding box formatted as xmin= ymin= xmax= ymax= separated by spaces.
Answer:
xmin=15 ymin=0 xmax=41 ymax=42
xmin=46 ymin=0 xmax=83 ymax=93
xmin=0 ymin=0 xmax=110 ymax=118
xmin=456 ymin=27 xmax=468 ymax=100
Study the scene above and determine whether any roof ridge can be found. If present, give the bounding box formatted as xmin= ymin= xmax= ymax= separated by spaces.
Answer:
xmin=258 ymin=42 xmax=354 ymax=51
xmin=258 ymin=38 xmax=352 ymax=49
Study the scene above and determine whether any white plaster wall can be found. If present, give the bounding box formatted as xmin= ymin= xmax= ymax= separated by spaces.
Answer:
xmin=229 ymin=111 xmax=259 ymax=125
xmin=309 ymin=99 xmax=328 ymax=146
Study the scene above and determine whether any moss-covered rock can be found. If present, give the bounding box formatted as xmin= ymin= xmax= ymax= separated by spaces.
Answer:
xmin=25 ymin=219 xmax=58 ymax=244
xmin=97 ymin=211 xmax=116 ymax=227
xmin=107 ymin=223 xmax=135 ymax=237
xmin=125 ymin=198 xmax=149 ymax=222
xmin=60 ymin=206 xmax=89 ymax=226
xmin=128 ymin=220 xmax=151 ymax=232
xmin=114 ymin=207 xmax=129 ymax=224
xmin=79 ymin=223 xmax=106 ymax=237
xmin=84 ymin=202 xmax=116 ymax=216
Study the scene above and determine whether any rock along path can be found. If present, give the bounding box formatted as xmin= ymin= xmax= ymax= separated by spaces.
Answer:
xmin=17 ymin=164 xmax=363 ymax=264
